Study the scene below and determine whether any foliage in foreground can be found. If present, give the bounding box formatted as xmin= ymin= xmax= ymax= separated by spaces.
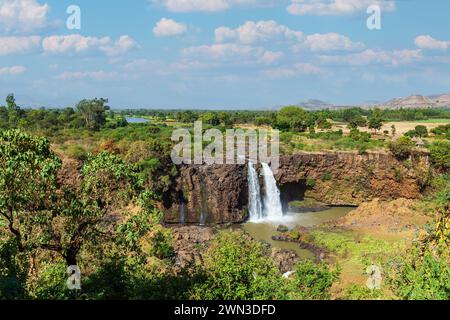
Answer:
xmin=190 ymin=231 xmax=338 ymax=300
xmin=386 ymin=244 xmax=450 ymax=300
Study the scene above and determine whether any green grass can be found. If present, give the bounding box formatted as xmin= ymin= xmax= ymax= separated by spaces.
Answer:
xmin=310 ymin=229 xmax=404 ymax=266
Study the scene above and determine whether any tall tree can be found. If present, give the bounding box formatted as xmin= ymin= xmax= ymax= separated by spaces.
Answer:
xmin=76 ymin=98 xmax=110 ymax=130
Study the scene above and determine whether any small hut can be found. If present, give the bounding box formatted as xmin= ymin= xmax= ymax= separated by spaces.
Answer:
xmin=412 ymin=137 xmax=425 ymax=147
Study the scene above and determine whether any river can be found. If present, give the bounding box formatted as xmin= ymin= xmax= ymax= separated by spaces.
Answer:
xmin=242 ymin=206 xmax=355 ymax=259
xmin=125 ymin=116 xmax=149 ymax=124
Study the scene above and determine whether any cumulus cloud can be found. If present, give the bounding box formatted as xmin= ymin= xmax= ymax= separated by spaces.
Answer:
xmin=287 ymin=0 xmax=396 ymax=16
xmin=0 ymin=36 xmax=41 ymax=55
xmin=100 ymin=35 xmax=140 ymax=57
xmin=56 ymin=70 xmax=118 ymax=81
xmin=415 ymin=35 xmax=450 ymax=51
xmin=215 ymin=20 xmax=303 ymax=44
xmin=0 ymin=65 xmax=26 ymax=76
xmin=214 ymin=21 xmax=362 ymax=53
xmin=182 ymin=43 xmax=282 ymax=65
xmin=319 ymin=48 xmax=423 ymax=66
xmin=153 ymin=18 xmax=188 ymax=37
xmin=42 ymin=34 xmax=139 ymax=56
xmin=298 ymin=32 xmax=364 ymax=51
xmin=156 ymin=0 xmax=267 ymax=12
xmin=0 ymin=0 xmax=49 ymax=33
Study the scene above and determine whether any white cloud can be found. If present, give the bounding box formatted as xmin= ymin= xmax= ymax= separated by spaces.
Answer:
xmin=415 ymin=35 xmax=450 ymax=51
xmin=259 ymin=51 xmax=284 ymax=64
xmin=42 ymin=34 xmax=139 ymax=56
xmin=0 ymin=0 xmax=49 ymax=33
xmin=100 ymin=35 xmax=140 ymax=57
xmin=42 ymin=35 xmax=110 ymax=54
xmin=56 ymin=70 xmax=118 ymax=81
xmin=214 ymin=21 xmax=361 ymax=53
xmin=0 ymin=36 xmax=41 ymax=55
xmin=182 ymin=43 xmax=281 ymax=65
xmin=319 ymin=48 xmax=423 ymax=66
xmin=287 ymin=0 xmax=396 ymax=16
xmin=153 ymin=18 xmax=188 ymax=37
xmin=215 ymin=20 xmax=303 ymax=44
xmin=263 ymin=63 xmax=323 ymax=79
xmin=298 ymin=33 xmax=364 ymax=51
xmin=0 ymin=65 xmax=26 ymax=76
xmin=156 ymin=0 xmax=263 ymax=12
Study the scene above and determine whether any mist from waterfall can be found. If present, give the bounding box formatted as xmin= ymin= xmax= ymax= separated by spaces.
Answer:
xmin=247 ymin=162 xmax=283 ymax=222
xmin=248 ymin=161 xmax=263 ymax=221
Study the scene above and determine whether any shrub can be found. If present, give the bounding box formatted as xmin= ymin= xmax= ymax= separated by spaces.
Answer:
xmin=386 ymin=245 xmax=450 ymax=300
xmin=64 ymin=144 xmax=88 ymax=160
xmin=285 ymin=260 xmax=339 ymax=300
xmin=389 ymin=136 xmax=415 ymax=159
xmin=306 ymin=178 xmax=316 ymax=188
xmin=429 ymin=141 xmax=450 ymax=171
xmin=190 ymin=231 xmax=283 ymax=300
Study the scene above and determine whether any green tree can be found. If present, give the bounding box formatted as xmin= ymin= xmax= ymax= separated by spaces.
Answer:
xmin=201 ymin=112 xmax=220 ymax=126
xmin=414 ymin=125 xmax=429 ymax=137
xmin=275 ymin=106 xmax=310 ymax=132
xmin=391 ymin=124 xmax=396 ymax=136
xmin=0 ymin=130 xmax=61 ymax=255
xmin=368 ymin=116 xmax=383 ymax=133
xmin=76 ymin=98 xmax=110 ymax=130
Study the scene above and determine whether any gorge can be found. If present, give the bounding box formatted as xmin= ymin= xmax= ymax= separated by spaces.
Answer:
xmin=163 ymin=151 xmax=430 ymax=224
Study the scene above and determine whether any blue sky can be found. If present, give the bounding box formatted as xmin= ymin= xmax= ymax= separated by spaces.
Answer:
xmin=0 ymin=0 xmax=449 ymax=109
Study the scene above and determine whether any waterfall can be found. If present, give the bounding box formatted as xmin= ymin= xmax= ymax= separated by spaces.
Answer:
xmin=199 ymin=178 xmax=208 ymax=225
xmin=261 ymin=163 xmax=283 ymax=220
xmin=248 ymin=161 xmax=263 ymax=221
xmin=179 ymin=202 xmax=186 ymax=224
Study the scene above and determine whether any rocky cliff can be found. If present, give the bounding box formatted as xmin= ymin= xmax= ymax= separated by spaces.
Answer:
xmin=163 ymin=164 xmax=249 ymax=224
xmin=163 ymin=151 xmax=430 ymax=224
xmin=276 ymin=151 xmax=429 ymax=206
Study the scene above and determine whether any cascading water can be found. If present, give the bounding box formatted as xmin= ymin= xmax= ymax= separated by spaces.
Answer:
xmin=248 ymin=161 xmax=263 ymax=221
xmin=261 ymin=163 xmax=283 ymax=220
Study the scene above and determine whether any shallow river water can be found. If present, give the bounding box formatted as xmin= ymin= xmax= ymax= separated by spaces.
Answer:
xmin=241 ymin=206 xmax=355 ymax=259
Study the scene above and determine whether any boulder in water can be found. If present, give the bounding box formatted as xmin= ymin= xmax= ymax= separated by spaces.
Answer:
xmin=277 ymin=225 xmax=289 ymax=232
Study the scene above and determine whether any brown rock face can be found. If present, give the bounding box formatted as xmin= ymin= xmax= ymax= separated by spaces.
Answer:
xmin=276 ymin=151 xmax=429 ymax=206
xmin=163 ymin=151 xmax=430 ymax=224
xmin=163 ymin=164 xmax=249 ymax=224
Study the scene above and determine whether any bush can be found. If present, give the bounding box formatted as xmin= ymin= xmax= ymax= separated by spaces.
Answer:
xmin=64 ymin=144 xmax=88 ymax=160
xmin=386 ymin=245 xmax=450 ymax=300
xmin=27 ymin=262 xmax=75 ymax=300
xmin=306 ymin=178 xmax=316 ymax=188
xmin=343 ymin=284 xmax=384 ymax=300
xmin=285 ymin=260 xmax=339 ymax=300
xmin=429 ymin=141 xmax=450 ymax=171
xmin=190 ymin=231 xmax=283 ymax=300
xmin=389 ymin=136 xmax=415 ymax=159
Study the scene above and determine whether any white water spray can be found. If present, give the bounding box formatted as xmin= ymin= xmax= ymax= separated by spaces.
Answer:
xmin=261 ymin=163 xmax=283 ymax=220
xmin=248 ymin=162 xmax=263 ymax=221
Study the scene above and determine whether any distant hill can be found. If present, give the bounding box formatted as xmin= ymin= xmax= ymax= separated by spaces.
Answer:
xmin=293 ymin=94 xmax=450 ymax=111
xmin=297 ymin=99 xmax=334 ymax=110
xmin=379 ymin=94 xmax=450 ymax=109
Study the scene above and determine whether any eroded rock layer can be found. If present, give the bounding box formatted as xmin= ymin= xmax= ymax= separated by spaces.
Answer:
xmin=163 ymin=151 xmax=430 ymax=224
